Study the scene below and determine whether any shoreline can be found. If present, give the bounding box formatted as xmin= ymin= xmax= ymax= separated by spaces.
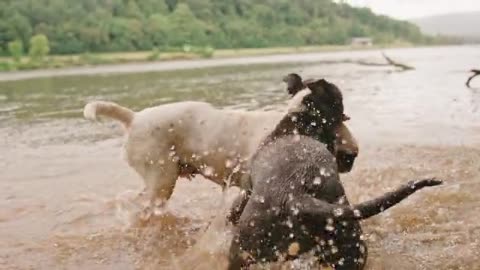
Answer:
xmin=0 ymin=44 xmax=466 ymax=82
xmin=0 ymin=44 xmax=411 ymax=82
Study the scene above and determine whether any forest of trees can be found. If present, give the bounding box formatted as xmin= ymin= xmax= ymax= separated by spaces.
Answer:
xmin=0 ymin=0 xmax=431 ymax=56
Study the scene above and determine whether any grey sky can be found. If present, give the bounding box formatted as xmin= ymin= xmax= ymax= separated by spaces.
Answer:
xmin=341 ymin=0 xmax=480 ymax=19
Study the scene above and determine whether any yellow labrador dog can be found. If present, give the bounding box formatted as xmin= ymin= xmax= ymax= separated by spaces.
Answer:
xmin=83 ymin=97 xmax=358 ymax=208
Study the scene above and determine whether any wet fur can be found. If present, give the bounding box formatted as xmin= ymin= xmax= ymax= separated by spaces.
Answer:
xmin=284 ymin=73 xmax=347 ymax=125
xmin=227 ymin=79 xmax=442 ymax=269
xmin=83 ymin=99 xmax=358 ymax=208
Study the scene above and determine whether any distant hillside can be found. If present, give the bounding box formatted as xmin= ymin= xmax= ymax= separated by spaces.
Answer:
xmin=0 ymin=0 xmax=429 ymax=55
xmin=412 ymin=11 xmax=480 ymax=41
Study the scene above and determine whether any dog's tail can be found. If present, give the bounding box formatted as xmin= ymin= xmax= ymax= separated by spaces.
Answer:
xmin=83 ymin=101 xmax=135 ymax=128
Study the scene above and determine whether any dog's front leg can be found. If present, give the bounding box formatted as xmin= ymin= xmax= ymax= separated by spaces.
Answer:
xmin=351 ymin=178 xmax=443 ymax=220
xmin=287 ymin=178 xmax=443 ymax=221
xmin=227 ymin=189 xmax=251 ymax=225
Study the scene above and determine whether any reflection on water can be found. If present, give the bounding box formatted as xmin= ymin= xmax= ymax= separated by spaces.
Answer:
xmin=1 ymin=46 xmax=480 ymax=270
xmin=0 ymin=63 xmax=302 ymax=121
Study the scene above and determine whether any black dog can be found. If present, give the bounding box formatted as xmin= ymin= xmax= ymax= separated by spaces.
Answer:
xmin=227 ymin=78 xmax=442 ymax=269
xmin=226 ymin=77 xmax=351 ymax=224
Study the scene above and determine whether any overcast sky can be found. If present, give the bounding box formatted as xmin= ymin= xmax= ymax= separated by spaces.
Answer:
xmin=342 ymin=0 xmax=480 ymax=19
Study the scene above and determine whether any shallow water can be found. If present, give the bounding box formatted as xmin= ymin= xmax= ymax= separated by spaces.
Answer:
xmin=1 ymin=46 xmax=480 ymax=270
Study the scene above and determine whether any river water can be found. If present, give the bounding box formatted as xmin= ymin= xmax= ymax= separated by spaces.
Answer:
xmin=1 ymin=46 xmax=480 ymax=270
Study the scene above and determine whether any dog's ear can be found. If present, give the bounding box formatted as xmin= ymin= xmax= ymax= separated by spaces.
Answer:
xmin=306 ymin=79 xmax=343 ymax=99
xmin=283 ymin=73 xmax=305 ymax=96
xmin=304 ymin=79 xmax=328 ymax=96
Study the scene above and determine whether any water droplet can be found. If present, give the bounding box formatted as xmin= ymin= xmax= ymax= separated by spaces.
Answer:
xmin=353 ymin=209 xmax=362 ymax=218
xmin=359 ymin=244 xmax=366 ymax=254
xmin=225 ymin=159 xmax=234 ymax=168
xmin=288 ymin=242 xmax=300 ymax=256
xmin=325 ymin=224 xmax=335 ymax=231
xmin=333 ymin=208 xmax=344 ymax=217
xmin=256 ymin=195 xmax=265 ymax=204
xmin=310 ymin=121 xmax=317 ymax=126
xmin=313 ymin=177 xmax=322 ymax=185
xmin=286 ymin=219 xmax=293 ymax=228
xmin=203 ymin=166 xmax=214 ymax=177
xmin=331 ymin=246 xmax=338 ymax=254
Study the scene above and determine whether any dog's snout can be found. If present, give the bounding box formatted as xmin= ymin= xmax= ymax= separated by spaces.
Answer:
xmin=337 ymin=151 xmax=358 ymax=173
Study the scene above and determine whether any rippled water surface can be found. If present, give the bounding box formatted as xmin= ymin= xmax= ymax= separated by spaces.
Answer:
xmin=1 ymin=46 xmax=480 ymax=270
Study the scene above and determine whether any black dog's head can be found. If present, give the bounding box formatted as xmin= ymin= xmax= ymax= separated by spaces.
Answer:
xmin=283 ymin=75 xmax=357 ymax=172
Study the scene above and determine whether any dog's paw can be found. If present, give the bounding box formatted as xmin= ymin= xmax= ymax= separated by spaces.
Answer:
xmin=411 ymin=178 xmax=443 ymax=189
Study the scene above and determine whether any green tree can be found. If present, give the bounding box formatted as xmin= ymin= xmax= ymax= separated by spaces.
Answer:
xmin=138 ymin=0 xmax=168 ymax=16
xmin=165 ymin=4 xmax=208 ymax=47
xmin=0 ymin=0 xmax=434 ymax=55
xmin=125 ymin=0 xmax=143 ymax=18
xmin=8 ymin=40 xmax=23 ymax=62
xmin=29 ymin=34 xmax=50 ymax=61
xmin=146 ymin=14 xmax=169 ymax=47
xmin=184 ymin=0 xmax=213 ymax=20
xmin=7 ymin=13 xmax=32 ymax=47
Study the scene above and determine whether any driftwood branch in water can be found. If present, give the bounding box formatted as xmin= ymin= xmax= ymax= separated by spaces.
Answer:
xmin=381 ymin=52 xmax=415 ymax=70
xmin=466 ymin=69 xmax=480 ymax=88
xmin=301 ymin=53 xmax=414 ymax=71
xmin=345 ymin=53 xmax=415 ymax=71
